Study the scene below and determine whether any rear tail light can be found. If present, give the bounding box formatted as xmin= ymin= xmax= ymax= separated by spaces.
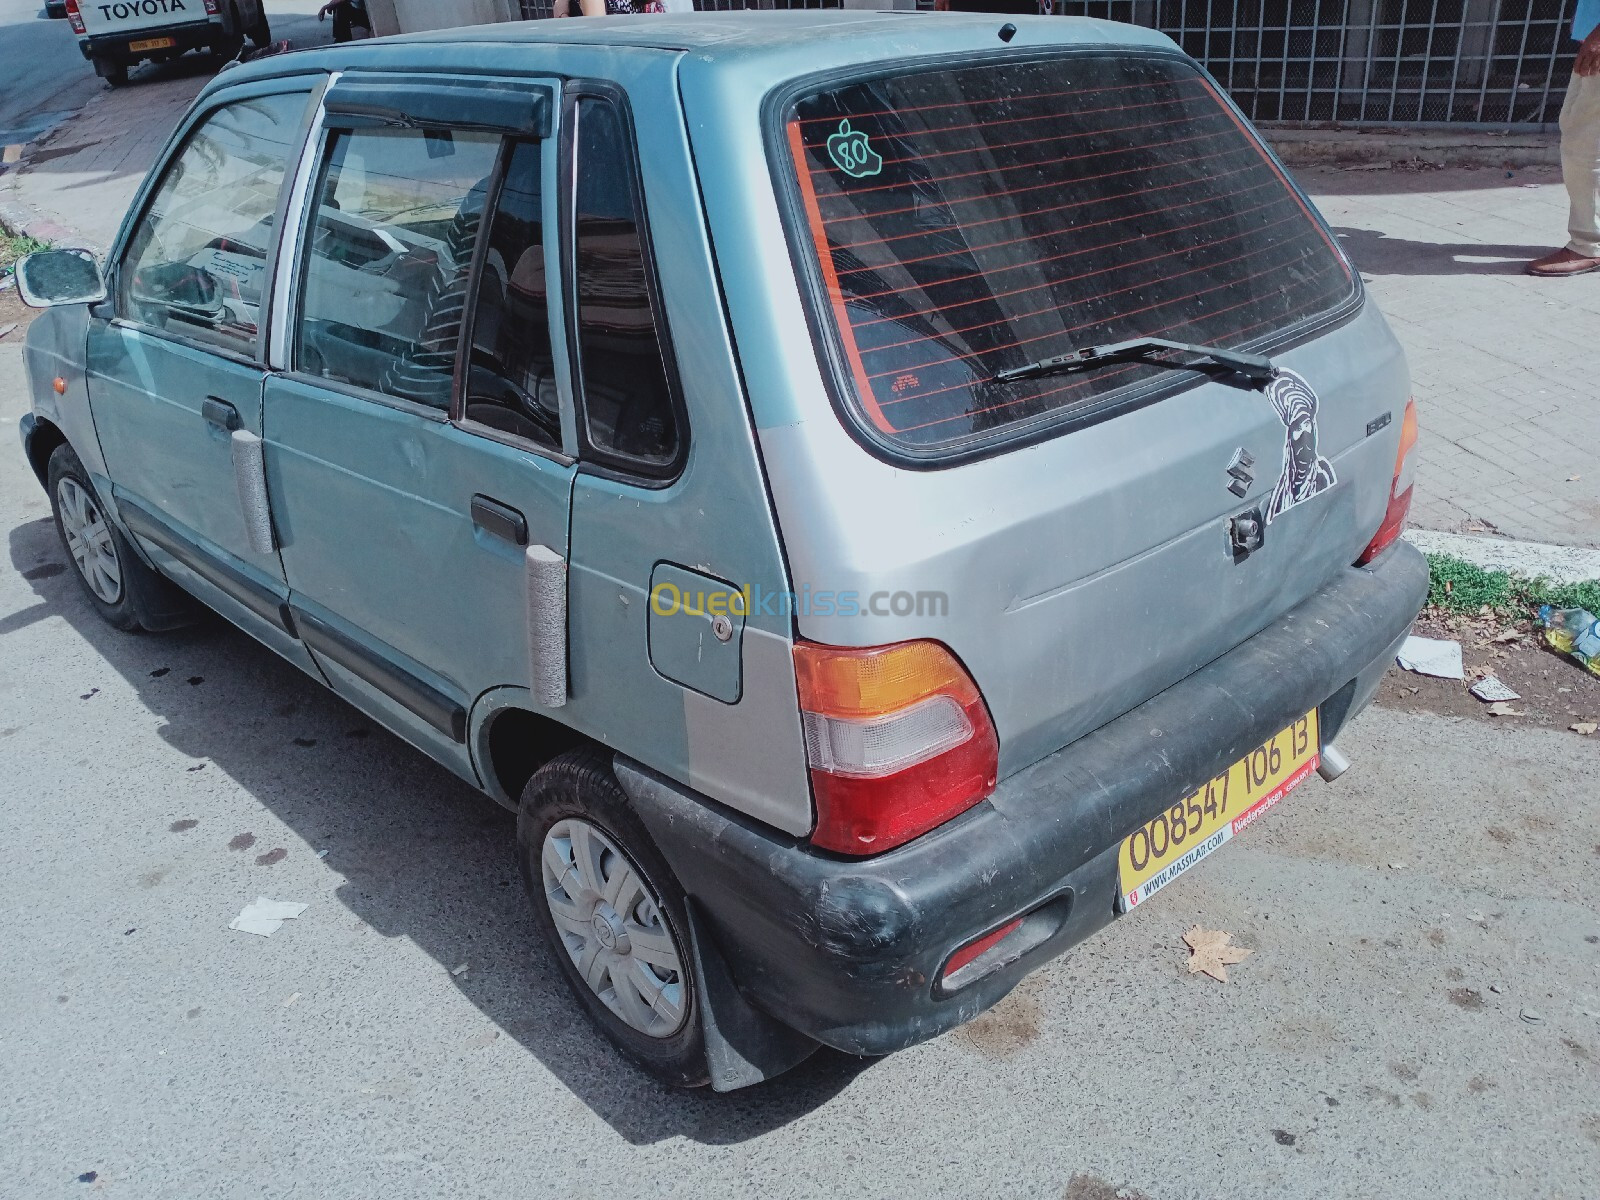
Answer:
xmin=203 ymin=0 xmax=220 ymax=13
xmin=65 ymin=0 xmax=85 ymax=33
xmin=1357 ymin=396 xmax=1418 ymax=565
xmin=794 ymin=639 xmax=999 ymax=856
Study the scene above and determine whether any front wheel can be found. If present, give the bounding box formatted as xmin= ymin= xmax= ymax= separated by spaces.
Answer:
xmin=46 ymin=443 xmax=196 ymax=632
xmin=516 ymin=748 xmax=709 ymax=1088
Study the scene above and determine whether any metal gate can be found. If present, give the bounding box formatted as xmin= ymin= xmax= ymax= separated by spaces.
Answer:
xmin=1058 ymin=0 xmax=1579 ymax=126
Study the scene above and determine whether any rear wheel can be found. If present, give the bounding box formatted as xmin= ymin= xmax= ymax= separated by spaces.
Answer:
xmin=93 ymin=55 xmax=127 ymax=86
xmin=248 ymin=8 xmax=271 ymax=46
xmin=516 ymin=748 xmax=709 ymax=1088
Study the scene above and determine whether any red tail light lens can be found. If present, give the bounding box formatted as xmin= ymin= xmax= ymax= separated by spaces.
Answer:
xmin=65 ymin=0 xmax=85 ymax=33
xmin=794 ymin=640 xmax=999 ymax=856
xmin=203 ymin=0 xmax=220 ymax=13
xmin=1357 ymin=396 xmax=1418 ymax=565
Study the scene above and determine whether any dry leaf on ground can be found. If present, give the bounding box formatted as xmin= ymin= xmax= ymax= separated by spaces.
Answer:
xmin=1182 ymin=925 xmax=1252 ymax=982
xmin=1571 ymin=722 xmax=1598 ymax=736
xmin=1485 ymin=702 xmax=1525 ymax=717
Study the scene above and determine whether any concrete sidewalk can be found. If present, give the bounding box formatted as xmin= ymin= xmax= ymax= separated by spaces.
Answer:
xmin=3 ymin=79 xmax=1595 ymax=548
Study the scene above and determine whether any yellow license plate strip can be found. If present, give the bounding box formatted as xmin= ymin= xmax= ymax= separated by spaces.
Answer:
xmin=129 ymin=36 xmax=175 ymax=50
xmin=1118 ymin=711 xmax=1319 ymax=911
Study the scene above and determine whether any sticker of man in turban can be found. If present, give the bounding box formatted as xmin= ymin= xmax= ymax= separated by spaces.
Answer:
xmin=1264 ymin=369 xmax=1336 ymax=523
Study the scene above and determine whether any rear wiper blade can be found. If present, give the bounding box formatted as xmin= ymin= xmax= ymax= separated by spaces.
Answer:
xmin=994 ymin=337 xmax=1277 ymax=387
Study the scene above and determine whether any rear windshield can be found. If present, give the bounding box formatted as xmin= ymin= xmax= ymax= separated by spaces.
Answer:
xmin=779 ymin=52 xmax=1356 ymax=459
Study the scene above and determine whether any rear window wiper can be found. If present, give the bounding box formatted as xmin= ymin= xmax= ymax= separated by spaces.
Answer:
xmin=994 ymin=337 xmax=1277 ymax=388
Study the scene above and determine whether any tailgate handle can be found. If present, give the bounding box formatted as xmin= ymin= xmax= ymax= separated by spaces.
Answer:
xmin=203 ymin=396 xmax=241 ymax=432
xmin=471 ymin=495 xmax=528 ymax=546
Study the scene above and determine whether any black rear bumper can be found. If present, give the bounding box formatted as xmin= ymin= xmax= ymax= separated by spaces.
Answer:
xmin=617 ymin=541 xmax=1428 ymax=1066
xmin=78 ymin=20 xmax=217 ymax=61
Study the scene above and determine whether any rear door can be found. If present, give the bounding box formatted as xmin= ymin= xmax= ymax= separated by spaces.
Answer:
xmin=263 ymin=75 xmax=573 ymax=777
xmin=87 ymin=80 xmax=318 ymax=665
xmin=762 ymin=49 xmax=1405 ymax=773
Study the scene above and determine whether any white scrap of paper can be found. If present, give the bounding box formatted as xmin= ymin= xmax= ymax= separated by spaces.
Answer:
xmin=229 ymin=897 xmax=308 ymax=938
xmin=1470 ymin=675 xmax=1521 ymax=703
xmin=1396 ymin=635 xmax=1465 ymax=680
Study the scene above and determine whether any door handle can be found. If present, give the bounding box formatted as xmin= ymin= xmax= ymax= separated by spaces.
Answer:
xmin=471 ymin=495 xmax=528 ymax=546
xmin=203 ymin=396 xmax=242 ymax=431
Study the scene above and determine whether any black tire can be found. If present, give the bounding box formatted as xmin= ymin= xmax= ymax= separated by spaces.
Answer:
xmin=516 ymin=747 xmax=710 ymax=1089
xmin=46 ymin=444 xmax=196 ymax=632
xmin=94 ymin=56 xmax=128 ymax=86
xmin=248 ymin=9 xmax=271 ymax=46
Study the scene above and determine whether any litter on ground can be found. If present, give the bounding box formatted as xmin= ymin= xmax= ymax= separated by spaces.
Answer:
xmin=1396 ymin=635 xmax=1465 ymax=680
xmin=1469 ymin=676 xmax=1521 ymax=703
xmin=229 ymin=897 xmax=308 ymax=938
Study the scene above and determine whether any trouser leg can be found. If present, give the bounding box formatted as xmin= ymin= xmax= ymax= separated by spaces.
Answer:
xmin=1559 ymin=69 xmax=1600 ymax=257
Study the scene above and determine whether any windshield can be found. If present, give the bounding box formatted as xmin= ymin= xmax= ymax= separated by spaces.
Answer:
xmin=779 ymin=52 xmax=1357 ymax=458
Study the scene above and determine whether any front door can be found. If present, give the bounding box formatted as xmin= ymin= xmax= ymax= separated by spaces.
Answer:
xmin=263 ymin=79 xmax=573 ymax=778
xmin=86 ymin=82 xmax=317 ymax=662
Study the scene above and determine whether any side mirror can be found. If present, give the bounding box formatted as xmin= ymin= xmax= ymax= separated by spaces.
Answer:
xmin=14 ymin=249 xmax=108 ymax=309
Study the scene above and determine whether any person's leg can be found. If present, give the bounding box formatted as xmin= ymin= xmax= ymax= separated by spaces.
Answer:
xmin=1561 ymin=70 xmax=1600 ymax=257
xmin=1530 ymin=71 xmax=1600 ymax=274
xmin=331 ymin=2 xmax=353 ymax=40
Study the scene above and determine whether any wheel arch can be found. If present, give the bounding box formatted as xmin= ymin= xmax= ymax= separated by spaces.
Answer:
xmin=470 ymin=688 xmax=586 ymax=810
xmin=24 ymin=416 xmax=68 ymax=490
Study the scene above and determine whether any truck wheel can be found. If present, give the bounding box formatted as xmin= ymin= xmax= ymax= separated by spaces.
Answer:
xmin=248 ymin=9 xmax=271 ymax=46
xmin=516 ymin=747 xmax=710 ymax=1088
xmin=93 ymin=56 xmax=128 ymax=86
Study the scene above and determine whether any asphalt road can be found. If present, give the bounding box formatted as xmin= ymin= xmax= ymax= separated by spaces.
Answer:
xmin=0 ymin=342 xmax=1597 ymax=1197
xmin=0 ymin=0 xmax=331 ymax=152
xmin=0 ymin=0 xmax=102 ymax=149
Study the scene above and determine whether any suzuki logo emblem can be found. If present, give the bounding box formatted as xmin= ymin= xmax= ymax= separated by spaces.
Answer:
xmin=1226 ymin=448 xmax=1255 ymax=498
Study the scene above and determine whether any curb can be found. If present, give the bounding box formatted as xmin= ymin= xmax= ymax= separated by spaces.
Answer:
xmin=1264 ymin=126 xmax=1559 ymax=170
xmin=1404 ymin=530 xmax=1600 ymax=585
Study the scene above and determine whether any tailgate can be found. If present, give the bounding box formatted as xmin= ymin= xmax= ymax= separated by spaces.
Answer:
xmin=760 ymin=46 xmax=1409 ymax=775
xmin=78 ymin=0 xmax=207 ymax=37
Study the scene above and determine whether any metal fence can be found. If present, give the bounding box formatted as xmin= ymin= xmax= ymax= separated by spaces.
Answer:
xmin=1053 ymin=0 xmax=1576 ymax=125
xmin=517 ymin=0 xmax=1579 ymax=127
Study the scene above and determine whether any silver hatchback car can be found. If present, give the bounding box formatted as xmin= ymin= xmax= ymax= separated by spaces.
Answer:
xmin=17 ymin=12 xmax=1427 ymax=1090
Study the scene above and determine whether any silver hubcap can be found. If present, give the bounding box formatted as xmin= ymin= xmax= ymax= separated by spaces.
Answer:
xmin=57 ymin=477 xmax=123 ymax=605
xmin=541 ymin=818 xmax=687 ymax=1039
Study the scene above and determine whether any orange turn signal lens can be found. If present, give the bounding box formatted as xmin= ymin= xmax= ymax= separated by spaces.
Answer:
xmin=793 ymin=640 xmax=980 ymax=719
xmin=53 ymin=378 xmax=68 ymax=396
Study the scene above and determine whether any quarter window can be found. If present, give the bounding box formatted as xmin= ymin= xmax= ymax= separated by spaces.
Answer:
xmin=459 ymin=140 xmax=561 ymax=450
xmin=573 ymin=98 xmax=680 ymax=472
xmin=118 ymin=91 xmax=310 ymax=357
xmin=297 ymin=127 xmax=501 ymax=410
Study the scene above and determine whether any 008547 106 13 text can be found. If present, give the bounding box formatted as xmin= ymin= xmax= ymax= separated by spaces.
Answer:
xmin=1118 ymin=712 xmax=1320 ymax=911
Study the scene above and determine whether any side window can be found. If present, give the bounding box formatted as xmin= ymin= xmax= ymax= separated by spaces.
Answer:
xmin=573 ymin=97 xmax=681 ymax=472
xmin=297 ymin=126 xmax=501 ymax=410
xmin=118 ymin=91 xmax=310 ymax=357
xmin=459 ymin=140 xmax=561 ymax=450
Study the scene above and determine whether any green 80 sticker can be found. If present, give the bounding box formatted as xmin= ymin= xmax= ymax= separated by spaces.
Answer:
xmin=826 ymin=119 xmax=884 ymax=179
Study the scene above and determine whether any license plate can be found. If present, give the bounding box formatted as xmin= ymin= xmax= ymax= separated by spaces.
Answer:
xmin=129 ymin=36 xmax=175 ymax=50
xmin=1118 ymin=711 xmax=1319 ymax=911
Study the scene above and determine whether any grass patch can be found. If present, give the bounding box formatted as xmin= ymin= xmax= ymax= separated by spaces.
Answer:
xmin=0 ymin=229 xmax=50 ymax=275
xmin=1427 ymin=552 xmax=1600 ymax=618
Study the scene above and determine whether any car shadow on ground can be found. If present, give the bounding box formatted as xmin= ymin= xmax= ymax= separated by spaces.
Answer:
xmin=8 ymin=514 xmax=874 ymax=1144
xmin=1331 ymin=226 xmax=1553 ymax=275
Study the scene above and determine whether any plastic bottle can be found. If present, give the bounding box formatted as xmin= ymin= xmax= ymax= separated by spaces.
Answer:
xmin=1538 ymin=605 xmax=1600 ymax=678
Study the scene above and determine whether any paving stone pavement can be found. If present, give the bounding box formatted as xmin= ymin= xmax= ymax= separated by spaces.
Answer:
xmin=3 ymin=77 xmax=1593 ymax=548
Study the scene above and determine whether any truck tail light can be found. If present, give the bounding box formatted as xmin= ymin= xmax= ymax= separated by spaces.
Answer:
xmin=65 ymin=0 xmax=86 ymax=33
xmin=794 ymin=639 xmax=999 ymax=856
xmin=1357 ymin=396 xmax=1418 ymax=565
xmin=203 ymin=0 xmax=220 ymax=13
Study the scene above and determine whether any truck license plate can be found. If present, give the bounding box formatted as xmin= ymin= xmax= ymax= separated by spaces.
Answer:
xmin=129 ymin=36 xmax=176 ymax=50
xmin=1117 ymin=711 xmax=1319 ymax=911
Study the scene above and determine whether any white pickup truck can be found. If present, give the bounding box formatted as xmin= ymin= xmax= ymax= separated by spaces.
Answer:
xmin=63 ymin=0 xmax=270 ymax=86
